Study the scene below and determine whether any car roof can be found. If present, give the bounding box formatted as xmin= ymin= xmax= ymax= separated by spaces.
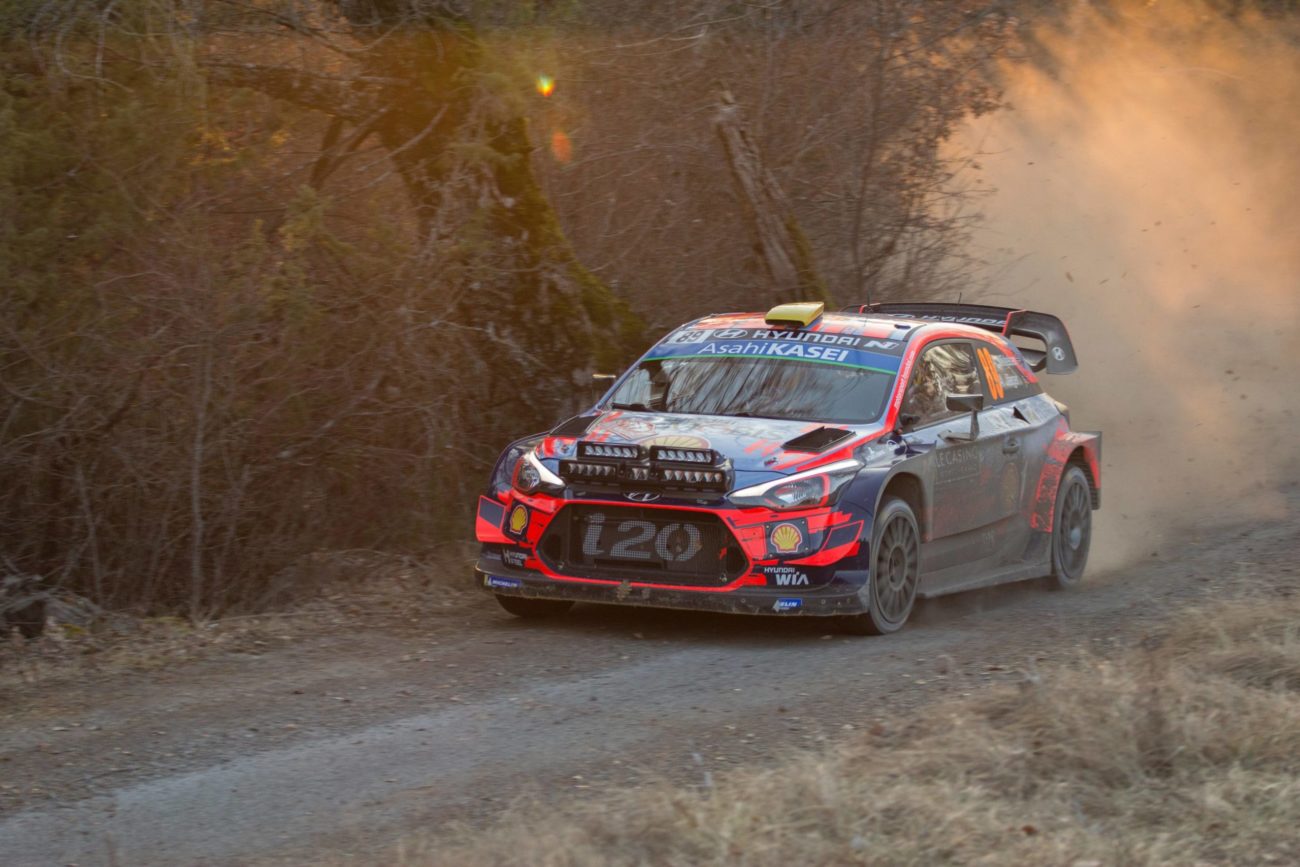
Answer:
xmin=678 ymin=311 xmax=1005 ymax=345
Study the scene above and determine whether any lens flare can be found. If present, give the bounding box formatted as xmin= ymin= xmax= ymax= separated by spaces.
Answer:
xmin=550 ymin=130 xmax=572 ymax=163
xmin=536 ymin=75 xmax=554 ymax=98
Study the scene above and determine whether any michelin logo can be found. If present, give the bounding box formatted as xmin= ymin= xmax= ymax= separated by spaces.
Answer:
xmin=485 ymin=575 xmax=522 ymax=590
xmin=773 ymin=598 xmax=803 ymax=612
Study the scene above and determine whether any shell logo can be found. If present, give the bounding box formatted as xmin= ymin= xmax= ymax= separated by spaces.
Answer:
xmin=770 ymin=523 xmax=803 ymax=554
xmin=509 ymin=505 xmax=528 ymax=534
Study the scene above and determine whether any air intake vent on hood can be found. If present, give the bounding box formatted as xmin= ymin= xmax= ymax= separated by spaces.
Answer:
xmin=782 ymin=426 xmax=853 ymax=453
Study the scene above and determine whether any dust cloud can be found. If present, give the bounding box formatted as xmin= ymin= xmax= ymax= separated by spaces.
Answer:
xmin=963 ymin=1 xmax=1300 ymax=570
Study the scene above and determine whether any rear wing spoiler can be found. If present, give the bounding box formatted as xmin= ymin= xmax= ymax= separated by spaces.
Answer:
xmin=848 ymin=302 xmax=1078 ymax=374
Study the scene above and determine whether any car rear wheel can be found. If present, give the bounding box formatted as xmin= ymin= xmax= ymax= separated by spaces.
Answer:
xmin=494 ymin=594 xmax=575 ymax=619
xmin=837 ymin=497 xmax=920 ymax=635
xmin=1049 ymin=465 xmax=1093 ymax=589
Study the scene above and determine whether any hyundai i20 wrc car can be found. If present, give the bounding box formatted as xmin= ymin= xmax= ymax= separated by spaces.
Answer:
xmin=474 ymin=301 xmax=1101 ymax=635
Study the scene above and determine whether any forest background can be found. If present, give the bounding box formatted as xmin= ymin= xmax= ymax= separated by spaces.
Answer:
xmin=2 ymin=0 xmax=1292 ymax=616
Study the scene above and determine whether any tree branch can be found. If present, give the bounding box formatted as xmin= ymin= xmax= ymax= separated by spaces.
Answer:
xmin=203 ymin=62 xmax=387 ymax=120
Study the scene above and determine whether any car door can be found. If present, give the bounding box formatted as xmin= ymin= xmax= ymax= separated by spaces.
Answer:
xmin=898 ymin=340 xmax=1003 ymax=544
xmin=899 ymin=343 xmax=987 ymax=538
xmin=969 ymin=340 xmax=1032 ymax=563
xmin=971 ymin=338 xmax=1054 ymax=564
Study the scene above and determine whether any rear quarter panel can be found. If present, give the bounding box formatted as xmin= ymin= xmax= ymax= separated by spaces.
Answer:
xmin=1031 ymin=425 xmax=1102 ymax=531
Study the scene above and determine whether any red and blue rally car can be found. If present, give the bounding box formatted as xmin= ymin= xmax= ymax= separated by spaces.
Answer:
xmin=474 ymin=301 xmax=1101 ymax=634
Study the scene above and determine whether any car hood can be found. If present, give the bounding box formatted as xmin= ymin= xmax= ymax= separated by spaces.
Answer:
xmin=564 ymin=410 xmax=875 ymax=475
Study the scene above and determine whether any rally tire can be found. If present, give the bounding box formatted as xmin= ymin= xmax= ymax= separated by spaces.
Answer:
xmin=837 ymin=497 xmax=921 ymax=635
xmin=1048 ymin=465 xmax=1093 ymax=590
xmin=494 ymin=594 xmax=575 ymax=619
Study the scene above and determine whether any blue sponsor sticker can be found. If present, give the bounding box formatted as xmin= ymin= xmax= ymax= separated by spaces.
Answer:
xmin=647 ymin=329 xmax=903 ymax=374
xmin=485 ymin=575 xmax=522 ymax=590
xmin=773 ymin=598 xmax=803 ymax=612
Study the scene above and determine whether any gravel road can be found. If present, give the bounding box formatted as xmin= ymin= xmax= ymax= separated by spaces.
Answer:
xmin=2 ymin=486 xmax=1295 ymax=866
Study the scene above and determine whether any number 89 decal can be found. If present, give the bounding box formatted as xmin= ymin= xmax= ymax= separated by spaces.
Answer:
xmin=582 ymin=515 xmax=704 ymax=562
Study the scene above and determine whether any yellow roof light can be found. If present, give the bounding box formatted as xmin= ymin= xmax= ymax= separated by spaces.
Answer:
xmin=764 ymin=301 xmax=824 ymax=328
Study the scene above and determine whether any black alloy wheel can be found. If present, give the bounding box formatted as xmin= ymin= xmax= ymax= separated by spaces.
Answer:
xmin=838 ymin=497 xmax=920 ymax=635
xmin=494 ymin=594 xmax=575 ymax=619
xmin=1049 ymin=465 xmax=1093 ymax=589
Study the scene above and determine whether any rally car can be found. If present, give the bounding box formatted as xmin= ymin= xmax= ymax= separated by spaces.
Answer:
xmin=474 ymin=301 xmax=1101 ymax=635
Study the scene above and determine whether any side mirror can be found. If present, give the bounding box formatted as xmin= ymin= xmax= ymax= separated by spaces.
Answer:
xmin=945 ymin=393 xmax=984 ymax=414
xmin=943 ymin=393 xmax=984 ymax=442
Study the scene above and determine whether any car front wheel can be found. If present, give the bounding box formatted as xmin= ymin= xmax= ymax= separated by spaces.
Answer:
xmin=837 ymin=497 xmax=920 ymax=635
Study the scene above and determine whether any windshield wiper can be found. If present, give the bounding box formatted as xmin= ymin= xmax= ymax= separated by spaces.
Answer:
xmin=609 ymin=401 xmax=654 ymax=412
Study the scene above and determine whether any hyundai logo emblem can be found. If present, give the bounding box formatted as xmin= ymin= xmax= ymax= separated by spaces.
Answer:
xmin=625 ymin=491 xmax=661 ymax=502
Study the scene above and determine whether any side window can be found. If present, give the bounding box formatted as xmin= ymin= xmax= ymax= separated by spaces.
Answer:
xmin=973 ymin=340 xmax=1042 ymax=404
xmin=901 ymin=342 xmax=981 ymax=426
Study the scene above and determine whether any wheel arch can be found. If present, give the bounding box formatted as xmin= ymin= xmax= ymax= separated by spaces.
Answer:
xmin=1066 ymin=446 xmax=1101 ymax=509
xmin=1032 ymin=430 xmax=1102 ymax=531
xmin=876 ymin=471 xmax=927 ymax=541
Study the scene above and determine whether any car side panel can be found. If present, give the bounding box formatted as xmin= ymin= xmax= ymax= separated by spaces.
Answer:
xmin=1031 ymin=426 xmax=1103 ymax=532
xmin=975 ymin=403 xmax=1034 ymax=566
xmin=888 ymin=335 xmax=1021 ymax=592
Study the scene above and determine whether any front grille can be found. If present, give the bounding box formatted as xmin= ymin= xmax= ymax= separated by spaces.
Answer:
xmin=561 ymin=440 xmax=730 ymax=493
xmin=538 ymin=505 xmax=748 ymax=586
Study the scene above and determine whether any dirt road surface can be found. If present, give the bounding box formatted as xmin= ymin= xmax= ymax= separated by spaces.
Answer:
xmin=1 ymin=486 xmax=1296 ymax=866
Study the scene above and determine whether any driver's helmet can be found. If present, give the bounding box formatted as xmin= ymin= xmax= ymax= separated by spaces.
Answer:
xmin=906 ymin=358 xmax=945 ymax=418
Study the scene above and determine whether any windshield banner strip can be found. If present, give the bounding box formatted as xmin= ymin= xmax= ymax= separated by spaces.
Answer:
xmin=645 ymin=340 xmax=901 ymax=373
xmin=662 ymin=327 xmax=904 ymax=354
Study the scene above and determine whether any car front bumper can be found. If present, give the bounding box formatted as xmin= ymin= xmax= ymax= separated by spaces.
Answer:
xmin=474 ymin=554 xmax=872 ymax=617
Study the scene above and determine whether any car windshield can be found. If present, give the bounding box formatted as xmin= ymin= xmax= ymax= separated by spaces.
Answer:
xmin=607 ymin=357 xmax=894 ymax=424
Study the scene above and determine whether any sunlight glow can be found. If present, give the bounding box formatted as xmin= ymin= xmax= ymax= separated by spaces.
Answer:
xmin=550 ymin=130 xmax=572 ymax=163
xmin=536 ymin=75 xmax=555 ymax=97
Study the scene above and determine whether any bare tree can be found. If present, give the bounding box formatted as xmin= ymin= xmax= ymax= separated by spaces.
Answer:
xmin=0 ymin=0 xmax=1013 ymax=615
xmin=715 ymin=90 xmax=826 ymax=305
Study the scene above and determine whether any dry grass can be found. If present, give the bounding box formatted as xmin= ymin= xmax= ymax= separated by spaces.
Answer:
xmin=402 ymin=589 xmax=1300 ymax=866
xmin=0 ymin=549 xmax=478 ymax=691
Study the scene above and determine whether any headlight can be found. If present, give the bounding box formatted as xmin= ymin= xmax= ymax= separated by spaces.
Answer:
xmin=512 ymin=450 xmax=563 ymax=495
xmin=513 ymin=457 xmax=542 ymax=493
xmin=492 ymin=436 xmax=543 ymax=492
xmin=728 ymin=459 xmax=861 ymax=511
